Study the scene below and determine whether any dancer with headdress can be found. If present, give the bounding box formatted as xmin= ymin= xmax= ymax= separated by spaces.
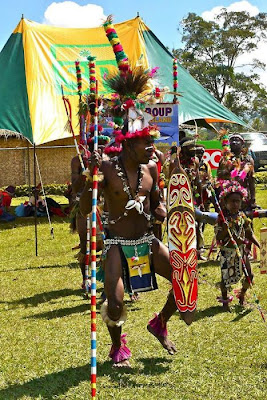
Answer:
xmin=216 ymin=181 xmax=260 ymax=311
xmin=195 ymin=145 xmax=213 ymax=257
xmin=81 ymin=120 xmax=196 ymax=367
xmin=217 ymin=131 xmax=256 ymax=210
xmin=80 ymin=16 xmax=195 ymax=368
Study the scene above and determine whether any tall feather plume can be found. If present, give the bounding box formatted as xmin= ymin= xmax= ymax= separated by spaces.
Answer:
xmin=105 ymin=66 xmax=152 ymax=101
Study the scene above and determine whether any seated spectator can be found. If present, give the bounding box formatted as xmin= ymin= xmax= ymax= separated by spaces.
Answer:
xmin=0 ymin=185 xmax=16 ymax=222
xmin=0 ymin=185 xmax=16 ymax=210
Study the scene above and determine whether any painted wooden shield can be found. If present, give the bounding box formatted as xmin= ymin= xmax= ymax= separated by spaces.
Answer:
xmin=167 ymin=163 xmax=198 ymax=313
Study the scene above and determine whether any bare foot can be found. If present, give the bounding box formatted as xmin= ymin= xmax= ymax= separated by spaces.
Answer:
xmin=112 ymin=359 xmax=131 ymax=368
xmin=147 ymin=324 xmax=177 ymax=355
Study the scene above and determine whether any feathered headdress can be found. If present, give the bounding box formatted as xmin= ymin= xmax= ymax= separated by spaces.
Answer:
xmin=103 ymin=15 xmax=160 ymax=143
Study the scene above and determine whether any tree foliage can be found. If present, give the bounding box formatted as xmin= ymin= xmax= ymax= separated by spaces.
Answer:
xmin=174 ymin=9 xmax=267 ymax=123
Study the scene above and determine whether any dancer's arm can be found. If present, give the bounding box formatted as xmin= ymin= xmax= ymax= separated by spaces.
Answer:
xmin=150 ymin=162 xmax=166 ymax=222
xmin=79 ymin=151 xmax=105 ymax=216
xmin=71 ymin=156 xmax=85 ymax=194
xmin=245 ymin=217 xmax=260 ymax=248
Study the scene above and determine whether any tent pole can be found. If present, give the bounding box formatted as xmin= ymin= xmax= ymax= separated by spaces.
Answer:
xmin=35 ymin=153 xmax=54 ymax=238
xmin=27 ymin=141 xmax=31 ymax=194
xmin=33 ymin=143 xmax=38 ymax=256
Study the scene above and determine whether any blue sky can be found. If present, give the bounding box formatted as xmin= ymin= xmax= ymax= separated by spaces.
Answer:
xmin=1 ymin=0 xmax=266 ymax=50
xmin=1 ymin=1 xmax=267 ymax=84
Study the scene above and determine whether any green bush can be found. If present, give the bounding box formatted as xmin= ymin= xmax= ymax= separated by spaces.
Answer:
xmin=1 ymin=184 xmax=68 ymax=197
xmin=255 ymin=171 xmax=267 ymax=184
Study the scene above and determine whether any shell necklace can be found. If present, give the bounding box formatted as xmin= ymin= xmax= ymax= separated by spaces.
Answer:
xmin=109 ymin=156 xmax=151 ymax=225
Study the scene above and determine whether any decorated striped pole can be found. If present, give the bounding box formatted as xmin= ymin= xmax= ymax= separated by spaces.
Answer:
xmin=88 ymin=56 xmax=96 ymax=95
xmin=75 ymin=60 xmax=88 ymax=144
xmin=84 ymin=209 xmax=91 ymax=300
xmin=90 ymin=79 xmax=99 ymax=399
xmin=75 ymin=60 xmax=82 ymax=98
xmin=210 ymin=185 xmax=266 ymax=323
xmin=61 ymin=86 xmax=85 ymax=171
xmin=173 ymin=58 xmax=178 ymax=104
xmin=84 ymin=56 xmax=97 ymax=300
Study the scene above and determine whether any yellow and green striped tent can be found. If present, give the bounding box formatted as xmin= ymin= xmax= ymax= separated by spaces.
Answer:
xmin=0 ymin=16 xmax=246 ymax=145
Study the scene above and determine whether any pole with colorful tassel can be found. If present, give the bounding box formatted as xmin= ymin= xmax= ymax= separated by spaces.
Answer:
xmin=74 ymin=59 xmax=92 ymax=299
xmin=61 ymin=86 xmax=85 ymax=171
xmin=173 ymin=58 xmax=178 ymax=104
xmin=88 ymin=56 xmax=97 ymax=95
xmin=75 ymin=60 xmax=88 ymax=145
xmin=210 ymin=184 xmax=266 ymax=323
xmin=84 ymin=56 xmax=97 ymax=300
xmin=90 ymin=80 xmax=99 ymax=400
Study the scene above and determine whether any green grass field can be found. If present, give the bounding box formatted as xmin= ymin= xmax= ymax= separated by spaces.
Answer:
xmin=0 ymin=190 xmax=267 ymax=400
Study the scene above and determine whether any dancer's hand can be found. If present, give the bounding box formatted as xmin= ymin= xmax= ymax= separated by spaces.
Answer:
xmin=89 ymin=150 xmax=102 ymax=173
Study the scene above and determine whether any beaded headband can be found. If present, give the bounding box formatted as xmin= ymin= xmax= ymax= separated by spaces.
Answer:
xmin=104 ymin=144 xmax=122 ymax=155
xmin=229 ymin=134 xmax=244 ymax=143
xmin=180 ymin=139 xmax=196 ymax=148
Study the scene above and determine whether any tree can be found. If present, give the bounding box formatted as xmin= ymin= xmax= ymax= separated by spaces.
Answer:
xmin=174 ymin=9 xmax=267 ymax=122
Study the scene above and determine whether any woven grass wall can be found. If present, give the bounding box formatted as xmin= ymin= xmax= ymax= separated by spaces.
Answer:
xmin=0 ymin=136 xmax=76 ymax=187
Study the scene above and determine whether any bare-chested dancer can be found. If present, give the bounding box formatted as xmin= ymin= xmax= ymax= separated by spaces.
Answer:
xmin=80 ymin=130 xmax=195 ymax=368
xmin=70 ymin=154 xmax=88 ymax=287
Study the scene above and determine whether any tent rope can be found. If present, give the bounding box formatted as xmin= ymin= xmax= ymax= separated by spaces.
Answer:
xmin=35 ymin=153 xmax=54 ymax=238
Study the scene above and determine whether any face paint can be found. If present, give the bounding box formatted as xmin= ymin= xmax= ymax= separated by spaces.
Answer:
xmin=145 ymin=146 xmax=154 ymax=152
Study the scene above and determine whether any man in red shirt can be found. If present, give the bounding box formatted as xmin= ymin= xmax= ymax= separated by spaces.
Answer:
xmin=0 ymin=186 xmax=15 ymax=210
xmin=0 ymin=186 xmax=16 ymax=221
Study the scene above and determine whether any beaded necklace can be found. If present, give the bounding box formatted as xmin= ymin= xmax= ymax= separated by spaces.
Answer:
xmin=117 ymin=156 xmax=143 ymax=200
xmin=109 ymin=156 xmax=151 ymax=225
xmin=226 ymin=211 xmax=245 ymax=241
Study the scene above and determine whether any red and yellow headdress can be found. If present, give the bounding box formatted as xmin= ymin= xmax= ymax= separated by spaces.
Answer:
xmin=103 ymin=15 xmax=160 ymax=144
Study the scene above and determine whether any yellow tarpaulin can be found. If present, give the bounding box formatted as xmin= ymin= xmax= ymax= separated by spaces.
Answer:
xmin=14 ymin=18 xmax=148 ymax=145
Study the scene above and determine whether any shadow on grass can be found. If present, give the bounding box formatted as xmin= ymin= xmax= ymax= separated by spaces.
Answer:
xmin=0 ymin=288 xmax=83 ymax=308
xmin=0 ymin=215 xmax=69 ymax=231
xmin=231 ymin=306 xmax=252 ymax=322
xmin=0 ymin=363 xmax=91 ymax=400
xmin=27 ymin=300 xmax=141 ymax=320
xmin=0 ymin=357 xmax=171 ymax=399
xmin=198 ymin=260 xmax=220 ymax=268
xmin=0 ymin=262 xmax=78 ymax=274
xmin=138 ymin=357 xmax=172 ymax=375
xmin=195 ymin=305 xmax=226 ymax=321
xmin=26 ymin=303 xmax=91 ymax=319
